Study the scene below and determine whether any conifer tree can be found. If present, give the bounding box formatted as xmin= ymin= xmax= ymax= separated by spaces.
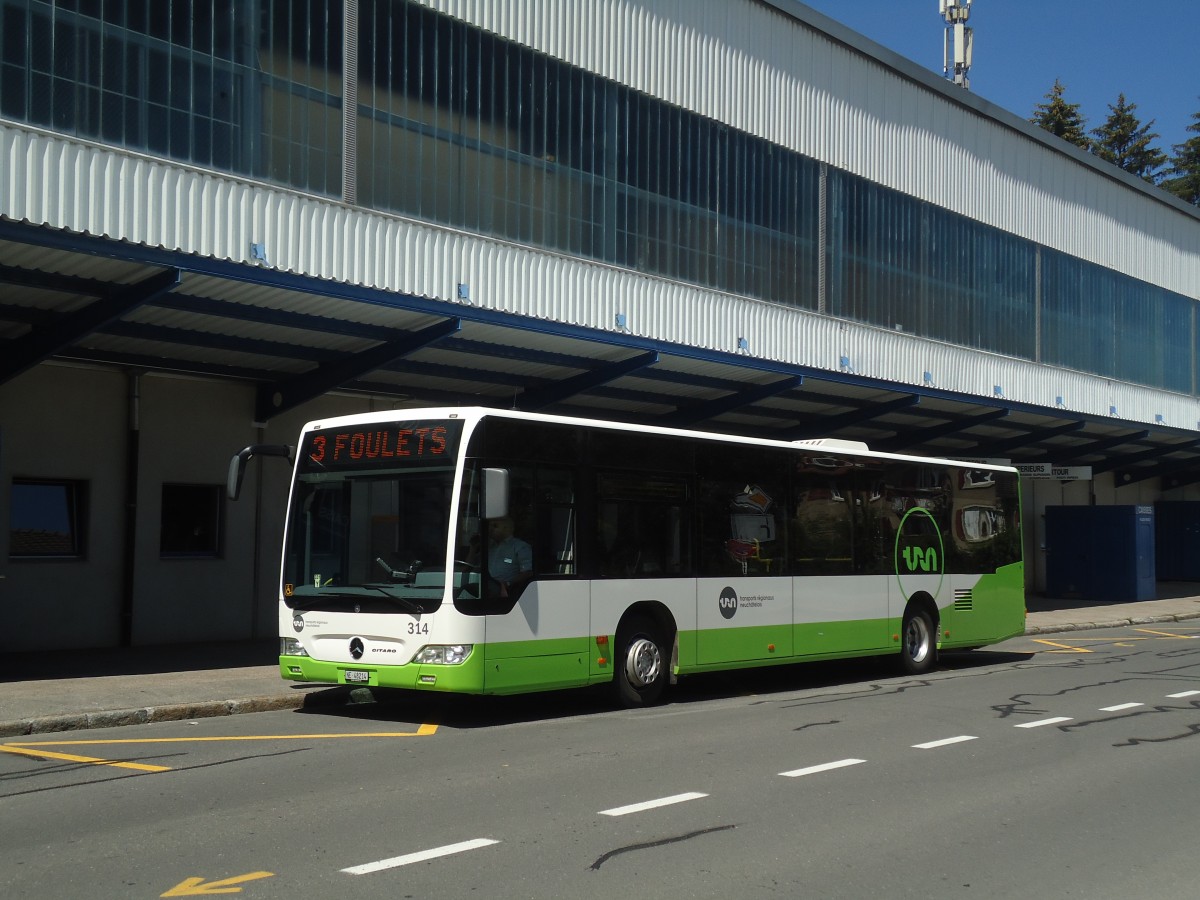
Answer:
xmin=1090 ymin=93 xmax=1167 ymax=183
xmin=1030 ymin=79 xmax=1090 ymax=149
xmin=1162 ymin=106 xmax=1200 ymax=206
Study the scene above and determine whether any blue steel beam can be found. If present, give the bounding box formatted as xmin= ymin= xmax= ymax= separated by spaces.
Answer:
xmin=0 ymin=267 xmax=180 ymax=385
xmin=5 ymin=219 xmax=1198 ymax=476
xmin=784 ymin=394 xmax=920 ymax=440
xmin=256 ymin=318 xmax=462 ymax=422
xmin=159 ymin=292 xmax=410 ymax=342
xmin=871 ymin=408 xmax=1010 ymax=453
xmin=104 ymin=320 xmax=335 ymax=363
xmin=1097 ymin=440 xmax=1200 ymax=477
xmin=964 ymin=420 xmax=1085 ymax=455
xmin=1113 ymin=457 xmax=1200 ymax=486
xmin=0 ymin=262 xmax=112 ymax=296
xmin=1046 ymin=429 xmax=1150 ymax=464
xmin=515 ymin=351 xmax=660 ymax=411
xmin=659 ymin=376 xmax=805 ymax=427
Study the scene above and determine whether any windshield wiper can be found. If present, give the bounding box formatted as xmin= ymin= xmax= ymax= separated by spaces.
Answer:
xmin=354 ymin=584 xmax=424 ymax=615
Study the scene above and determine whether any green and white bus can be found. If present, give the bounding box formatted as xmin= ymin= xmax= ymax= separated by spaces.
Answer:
xmin=236 ymin=407 xmax=1024 ymax=707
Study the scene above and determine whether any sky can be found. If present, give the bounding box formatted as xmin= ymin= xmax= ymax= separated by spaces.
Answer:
xmin=797 ymin=0 xmax=1199 ymax=157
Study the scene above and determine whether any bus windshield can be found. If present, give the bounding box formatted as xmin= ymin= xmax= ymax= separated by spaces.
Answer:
xmin=282 ymin=419 xmax=474 ymax=611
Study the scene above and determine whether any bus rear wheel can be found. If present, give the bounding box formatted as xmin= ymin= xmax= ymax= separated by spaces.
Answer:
xmin=900 ymin=606 xmax=937 ymax=675
xmin=613 ymin=616 xmax=669 ymax=707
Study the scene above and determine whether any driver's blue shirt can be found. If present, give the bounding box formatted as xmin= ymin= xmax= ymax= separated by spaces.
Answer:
xmin=488 ymin=536 xmax=533 ymax=583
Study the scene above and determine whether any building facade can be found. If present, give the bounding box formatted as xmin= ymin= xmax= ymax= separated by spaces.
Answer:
xmin=2 ymin=0 xmax=1198 ymax=651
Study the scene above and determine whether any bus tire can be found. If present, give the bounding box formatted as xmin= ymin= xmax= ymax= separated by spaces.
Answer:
xmin=613 ymin=615 xmax=669 ymax=707
xmin=900 ymin=606 xmax=937 ymax=675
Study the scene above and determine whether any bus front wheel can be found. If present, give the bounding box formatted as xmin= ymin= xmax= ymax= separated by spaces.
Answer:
xmin=900 ymin=606 xmax=937 ymax=675
xmin=613 ymin=616 xmax=669 ymax=707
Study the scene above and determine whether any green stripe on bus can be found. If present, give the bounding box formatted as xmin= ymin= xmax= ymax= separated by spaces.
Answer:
xmin=281 ymin=562 xmax=1025 ymax=695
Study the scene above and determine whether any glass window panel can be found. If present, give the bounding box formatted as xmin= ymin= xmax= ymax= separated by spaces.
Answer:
xmin=160 ymin=484 xmax=223 ymax=558
xmin=2 ymin=1 xmax=342 ymax=194
xmin=0 ymin=0 xmax=1185 ymax=394
xmin=9 ymin=479 xmax=87 ymax=559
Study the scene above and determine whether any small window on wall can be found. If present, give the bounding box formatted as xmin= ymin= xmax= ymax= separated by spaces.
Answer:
xmin=9 ymin=479 xmax=88 ymax=559
xmin=161 ymin=484 xmax=223 ymax=558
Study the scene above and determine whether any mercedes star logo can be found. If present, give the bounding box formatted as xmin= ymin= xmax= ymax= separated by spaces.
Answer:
xmin=349 ymin=637 xmax=365 ymax=660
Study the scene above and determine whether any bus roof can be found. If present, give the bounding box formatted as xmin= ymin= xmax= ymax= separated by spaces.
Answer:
xmin=299 ymin=406 xmax=1019 ymax=474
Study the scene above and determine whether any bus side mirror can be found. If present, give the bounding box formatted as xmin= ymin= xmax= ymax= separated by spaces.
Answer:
xmin=482 ymin=467 xmax=509 ymax=519
xmin=227 ymin=444 xmax=294 ymax=500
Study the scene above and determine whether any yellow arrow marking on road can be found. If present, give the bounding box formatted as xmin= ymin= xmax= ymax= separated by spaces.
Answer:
xmin=161 ymin=871 xmax=273 ymax=896
xmin=1133 ymin=628 xmax=1198 ymax=639
xmin=1032 ymin=639 xmax=1093 ymax=653
xmin=0 ymin=743 xmax=171 ymax=771
xmin=7 ymin=723 xmax=437 ymax=748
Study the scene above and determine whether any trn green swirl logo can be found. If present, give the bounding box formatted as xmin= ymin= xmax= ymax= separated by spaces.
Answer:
xmin=894 ymin=506 xmax=945 ymax=602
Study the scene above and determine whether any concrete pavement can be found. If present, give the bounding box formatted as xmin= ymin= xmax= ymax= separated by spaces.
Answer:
xmin=3 ymin=587 xmax=1199 ymax=738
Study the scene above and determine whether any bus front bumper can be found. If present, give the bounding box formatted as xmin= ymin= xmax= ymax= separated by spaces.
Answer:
xmin=279 ymin=650 xmax=486 ymax=693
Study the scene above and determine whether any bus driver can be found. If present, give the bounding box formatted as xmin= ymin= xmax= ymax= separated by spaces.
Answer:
xmin=486 ymin=516 xmax=533 ymax=597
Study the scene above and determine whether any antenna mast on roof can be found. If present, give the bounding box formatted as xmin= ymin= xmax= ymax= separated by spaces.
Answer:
xmin=940 ymin=0 xmax=973 ymax=89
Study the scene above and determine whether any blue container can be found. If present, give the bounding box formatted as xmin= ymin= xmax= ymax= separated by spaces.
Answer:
xmin=1155 ymin=501 xmax=1200 ymax=581
xmin=1045 ymin=505 xmax=1156 ymax=601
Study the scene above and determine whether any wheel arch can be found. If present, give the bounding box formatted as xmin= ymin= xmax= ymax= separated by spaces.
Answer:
xmin=903 ymin=590 xmax=940 ymax=634
xmin=616 ymin=600 xmax=677 ymax=641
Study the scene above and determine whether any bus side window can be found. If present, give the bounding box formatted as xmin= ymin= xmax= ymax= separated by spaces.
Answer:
xmin=533 ymin=468 xmax=576 ymax=576
xmin=790 ymin=471 xmax=854 ymax=576
xmin=698 ymin=478 xmax=782 ymax=576
xmin=499 ymin=465 xmax=577 ymax=579
xmin=594 ymin=472 xmax=689 ymax=578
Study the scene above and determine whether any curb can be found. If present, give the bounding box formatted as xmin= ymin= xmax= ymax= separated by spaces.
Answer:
xmin=4 ymin=611 xmax=1198 ymax=738
xmin=1025 ymin=611 xmax=1200 ymax=636
xmin=0 ymin=687 xmax=352 ymax=739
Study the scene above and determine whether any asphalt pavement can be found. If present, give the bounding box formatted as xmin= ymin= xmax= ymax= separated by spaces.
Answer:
xmin=3 ymin=585 xmax=1199 ymax=738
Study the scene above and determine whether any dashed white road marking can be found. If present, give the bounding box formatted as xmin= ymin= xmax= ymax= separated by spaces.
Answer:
xmin=599 ymin=792 xmax=708 ymax=817
xmin=780 ymin=758 xmax=867 ymax=778
xmin=341 ymin=839 xmax=499 ymax=874
xmin=912 ymin=735 xmax=977 ymax=749
xmin=329 ymin=684 xmax=1200 ymax=879
xmin=1014 ymin=716 xmax=1072 ymax=729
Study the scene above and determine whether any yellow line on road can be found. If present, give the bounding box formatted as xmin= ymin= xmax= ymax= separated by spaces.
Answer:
xmin=0 ymin=743 xmax=170 ymax=772
xmin=6 ymin=723 xmax=438 ymax=748
xmin=1032 ymin=639 xmax=1093 ymax=653
xmin=1133 ymin=628 xmax=1198 ymax=639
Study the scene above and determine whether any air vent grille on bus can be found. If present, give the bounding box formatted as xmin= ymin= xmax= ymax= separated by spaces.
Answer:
xmin=953 ymin=589 xmax=974 ymax=611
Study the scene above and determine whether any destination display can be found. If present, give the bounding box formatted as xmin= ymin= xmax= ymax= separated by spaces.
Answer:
xmin=298 ymin=420 xmax=463 ymax=472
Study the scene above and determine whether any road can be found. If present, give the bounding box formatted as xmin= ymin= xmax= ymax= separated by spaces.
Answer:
xmin=2 ymin=623 xmax=1199 ymax=899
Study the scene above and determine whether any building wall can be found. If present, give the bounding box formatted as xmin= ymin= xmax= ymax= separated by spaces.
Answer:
xmin=3 ymin=0 xmax=1198 ymax=410
xmin=0 ymin=361 xmax=379 ymax=651
xmin=2 ymin=0 xmax=1199 ymax=652
xmin=1 ymin=364 xmax=128 ymax=650
xmin=128 ymin=376 xmax=259 ymax=644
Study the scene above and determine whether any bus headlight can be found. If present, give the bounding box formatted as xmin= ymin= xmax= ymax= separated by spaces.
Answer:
xmin=280 ymin=638 xmax=308 ymax=657
xmin=414 ymin=644 xmax=473 ymax=665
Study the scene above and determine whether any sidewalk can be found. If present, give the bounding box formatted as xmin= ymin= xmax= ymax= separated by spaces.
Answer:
xmin=3 ymin=587 xmax=1200 ymax=738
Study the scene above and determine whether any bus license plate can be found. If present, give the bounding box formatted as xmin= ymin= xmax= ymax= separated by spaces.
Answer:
xmin=345 ymin=670 xmax=370 ymax=683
